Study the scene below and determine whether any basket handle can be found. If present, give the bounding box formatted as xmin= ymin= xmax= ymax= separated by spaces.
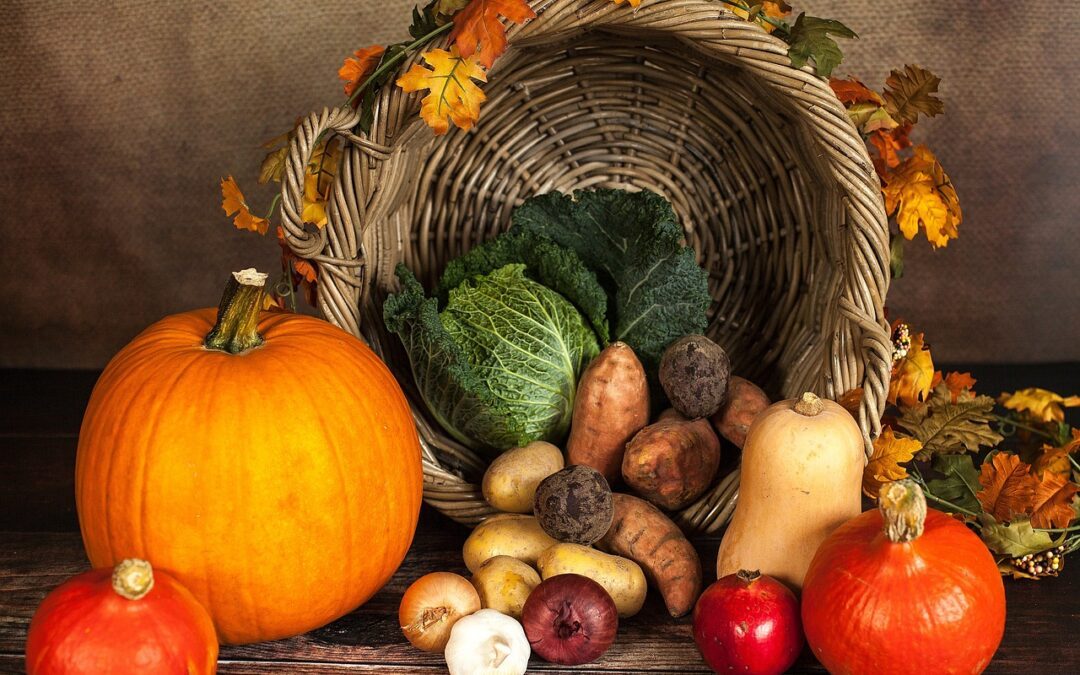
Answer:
xmin=278 ymin=107 xmax=394 ymax=336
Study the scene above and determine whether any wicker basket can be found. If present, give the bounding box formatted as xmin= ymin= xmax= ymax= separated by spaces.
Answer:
xmin=278 ymin=0 xmax=892 ymax=534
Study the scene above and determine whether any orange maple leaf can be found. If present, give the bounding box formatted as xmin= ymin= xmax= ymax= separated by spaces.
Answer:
xmin=882 ymin=145 xmax=961 ymax=249
xmin=1000 ymin=388 xmax=1080 ymax=424
xmin=888 ymin=325 xmax=934 ymax=408
xmin=450 ymin=0 xmax=536 ymax=69
xmin=977 ymin=453 xmax=1037 ymax=522
xmin=611 ymin=0 xmax=643 ymax=7
xmin=1030 ymin=473 xmax=1079 ymax=529
xmin=220 ymin=176 xmax=269 ymax=235
xmin=869 ymin=123 xmax=912 ymax=178
xmin=1033 ymin=429 xmax=1080 ymax=480
xmin=397 ymin=47 xmax=487 ymax=135
xmin=930 ymin=371 xmax=977 ymax=403
xmin=276 ymin=226 xmax=319 ymax=306
xmin=339 ymin=45 xmax=386 ymax=98
xmin=863 ymin=427 xmax=922 ymax=498
xmin=830 ymin=77 xmax=883 ymax=106
xmin=837 ymin=387 xmax=864 ymax=417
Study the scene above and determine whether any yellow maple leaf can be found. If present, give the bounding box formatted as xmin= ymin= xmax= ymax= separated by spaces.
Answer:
xmin=301 ymin=173 xmax=329 ymax=228
xmin=259 ymin=146 xmax=288 ymax=184
xmin=339 ymin=45 xmax=385 ymax=98
xmin=396 ymin=47 xmax=487 ymax=135
xmin=220 ymin=176 xmax=268 ymax=235
xmin=888 ymin=325 xmax=934 ymax=408
xmin=863 ymin=427 xmax=922 ymax=498
xmin=882 ymin=145 xmax=961 ymax=249
xmin=1000 ymin=388 xmax=1080 ymax=424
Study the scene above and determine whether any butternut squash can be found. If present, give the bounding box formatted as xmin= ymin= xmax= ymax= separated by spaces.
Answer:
xmin=716 ymin=392 xmax=864 ymax=590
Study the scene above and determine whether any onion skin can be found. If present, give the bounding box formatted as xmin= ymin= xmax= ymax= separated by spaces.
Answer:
xmin=522 ymin=574 xmax=618 ymax=665
xmin=801 ymin=499 xmax=1006 ymax=674
xmin=692 ymin=570 xmax=802 ymax=675
xmin=398 ymin=572 xmax=481 ymax=653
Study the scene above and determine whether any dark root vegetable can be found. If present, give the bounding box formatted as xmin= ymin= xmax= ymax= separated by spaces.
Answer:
xmin=534 ymin=465 xmax=614 ymax=545
xmin=659 ymin=335 xmax=731 ymax=419
xmin=522 ymin=574 xmax=618 ymax=665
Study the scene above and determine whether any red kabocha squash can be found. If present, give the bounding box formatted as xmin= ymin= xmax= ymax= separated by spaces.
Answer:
xmin=801 ymin=479 xmax=1006 ymax=675
xmin=25 ymin=559 xmax=218 ymax=674
xmin=75 ymin=270 xmax=424 ymax=644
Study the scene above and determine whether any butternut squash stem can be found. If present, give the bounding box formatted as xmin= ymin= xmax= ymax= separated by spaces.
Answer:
xmin=793 ymin=392 xmax=824 ymax=416
xmin=878 ymin=479 xmax=926 ymax=543
xmin=112 ymin=559 xmax=154 ymax=600
xmin=204 ymin=269 xmax=268 ymax=354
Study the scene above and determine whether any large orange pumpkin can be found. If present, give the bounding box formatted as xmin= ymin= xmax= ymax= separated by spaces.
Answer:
xmin=75 ymin=270 xmax=424 ymax=644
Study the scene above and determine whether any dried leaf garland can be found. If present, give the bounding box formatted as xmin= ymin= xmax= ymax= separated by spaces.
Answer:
xmin=396 ymin=47 xmax=487 ymax=135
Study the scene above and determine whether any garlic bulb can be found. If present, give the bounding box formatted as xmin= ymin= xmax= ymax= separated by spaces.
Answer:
xmin=444 ymin=609 xmax=530 ymax=675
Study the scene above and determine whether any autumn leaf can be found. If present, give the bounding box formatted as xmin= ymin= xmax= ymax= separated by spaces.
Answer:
xmin=259 ymin=146 xmax=288 ymax=184
xmin=931 ymin=371 xmax=977 ymax=403
xmin=882 ymin=145 xmax=961 ymax=249
xmin=276 ymin=226 xmax=319 ymax=307
xmin=888 ymin=327 xmax=934 ymax=407
xmin=730 ymin=1 xmax=791 ymax=33
xmin=397 ymin=47 xmax=487 ymax=135
xmin=830 ymin=77 xmax=883 ymax=106
xmin=302 ymin=174 xmax=330 ymax=228
xmin=220 ymin=176 xmax=269 ymax=235
xmin=883 ymin=64 xmax=944 ymax=125
xmin=339 ymin=45 xmax=386 ymax=98
xmin=449 ymin=0 xmax=535 ymax=69
xmin=868 ymin=124 xmax=911 ymax=177
xmin=1030 ymin=473 xmax=1079 ymax=529
xmin=837 ymin=387 xmax=863 ymax=417
xmin=863 ymin=427 xmax=921 ymax=498
xmin=262 ymin=292 xmax=289 ymax=312
xmin=785 ymin=13 xmax=857 ymax=78
xmin=978 ymin=515 xmax=1056 ymax=558
xmin=926 ymin=453 xmax=982 ymax=516
xmin=1000 ymin=387 xmax=1080 ymax=424
xmin=435 ymin=0 xmax=471 ymax=16
xmin=610 ymin=0 xmax=643 ymax=7
xmin=977 ymin=452 xmax=1037 ymax=522
xmin=898 ymin=384 xmax=1004 ymax=458
xmin=1033 ymin=429 xmax=1080 ymax=480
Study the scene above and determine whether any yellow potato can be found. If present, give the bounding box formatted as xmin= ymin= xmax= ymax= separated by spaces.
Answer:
xmin=535 ymin=543 xmax=647 ymax=617
xmin=482 ymin=441 xmax=565 ymax=513
xmin=463 ymin=514 xmax=559 ymax=573
xmin=471 ymin=555 xmax=542 ymax=619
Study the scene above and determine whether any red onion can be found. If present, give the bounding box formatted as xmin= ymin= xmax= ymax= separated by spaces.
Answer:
xmin=521 ymin=574 xmax=618 ymax=665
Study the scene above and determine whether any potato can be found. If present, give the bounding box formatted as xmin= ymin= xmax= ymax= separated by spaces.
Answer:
xmin=536 ymin=543 xmax=647 ymax=617
xmin=463 ymin=514 xmax=559 ymax=573
xmin=710 ymin=376 xmax=770 ymax=449
xmin=470 ymin=555 xmax=541 ymax=619
xmin=566 ymin=342 xmax=650 ymax=483
xmin=482 ymin=441 xmax=565 ymax=513
xmin=659 ymin=335 xmax=731 ymax=419
xmin=622 ymin=418 xmax=721 ymax=510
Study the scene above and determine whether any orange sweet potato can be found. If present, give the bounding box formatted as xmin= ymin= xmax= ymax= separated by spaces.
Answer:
xmin=566 ymin=342 xmax=649 ymax=483
xmin=598 ymin=493 xmax=702 ymax=617
xmin=621 ymin=418 xmax=720 ymax=510
xmin=709 ymin=376 xmax=770 ymax=449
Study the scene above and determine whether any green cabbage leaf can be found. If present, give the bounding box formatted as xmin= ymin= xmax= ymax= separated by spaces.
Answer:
xmin=384 ymin=263 xmax=599 ymax=452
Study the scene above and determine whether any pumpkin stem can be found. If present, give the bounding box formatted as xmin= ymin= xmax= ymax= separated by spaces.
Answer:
xmin=204 ymin=269 xmax=268 ymax=354
xmin=878 ymin=479 xmax=927 ymax=543
xmin=112 ymin=559 xmax=154 ymax=600
xmin=793 ymin=392 xmax=825 ymax=416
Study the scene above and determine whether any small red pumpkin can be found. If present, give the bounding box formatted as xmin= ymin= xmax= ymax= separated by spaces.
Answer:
xmin=25 ymin=559 xmax=218 ymax=674
xmin=802 ymin=479 xmax=1006 ymax=675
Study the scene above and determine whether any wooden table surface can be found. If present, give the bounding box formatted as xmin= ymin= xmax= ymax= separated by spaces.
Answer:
xmin=2 ymin=365 xmax=1078 ymax=674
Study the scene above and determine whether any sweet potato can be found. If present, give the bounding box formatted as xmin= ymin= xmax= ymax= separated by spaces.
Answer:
xmin=566 ymin=342 xmax=649 ymax=483
xmin=709 ymin=376 xmax=770 ymax=449
xmin=621 ymin=418 xmax=721 ymax=510
xmin=598 ymin=493 xmax=702 ymax=617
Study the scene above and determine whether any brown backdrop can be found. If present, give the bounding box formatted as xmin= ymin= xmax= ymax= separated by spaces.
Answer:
xmin=2 ymin=0 xmax=1077 ymax=368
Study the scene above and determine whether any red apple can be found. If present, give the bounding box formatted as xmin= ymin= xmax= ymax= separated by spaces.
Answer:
xmin=693 ymin=570 xmax=803 ymax=675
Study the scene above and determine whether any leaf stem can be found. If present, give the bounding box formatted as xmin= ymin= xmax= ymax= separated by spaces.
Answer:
xmin=1070 ymin=454 xmax=1080 ymax=474
xmin=1035 ymin=525 xmax=1080 ymax=533
xmin=909 ymin=469 xmax=982 ymax=518
xmin=347 ymin=22 xmax=454 ymax=107
xmin=992 ymin=414 xmax=1057 ymax=441
xmin=716 ymin=0 xmax=790 ymax=33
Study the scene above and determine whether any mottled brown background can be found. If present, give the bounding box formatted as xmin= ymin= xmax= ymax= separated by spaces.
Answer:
xmin=1 ymin=0 xmax=1076 ymax=367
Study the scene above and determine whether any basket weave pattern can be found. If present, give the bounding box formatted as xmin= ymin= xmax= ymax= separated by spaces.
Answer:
xmin=278 ymin=0 xmax=892 ymax=533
